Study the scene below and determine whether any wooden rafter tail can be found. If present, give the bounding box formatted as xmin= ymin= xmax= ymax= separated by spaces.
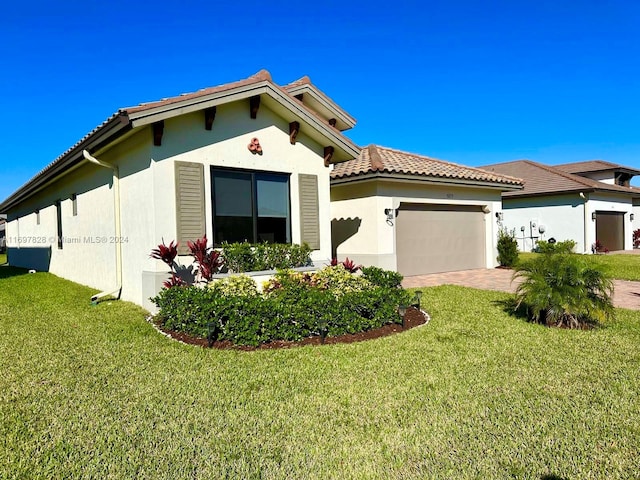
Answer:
xmin=324 ymin=146 xmax=334 ymax=167
xmin=289 ymin=121 xmax=300 ymax=145
xmin=204 ymin=106 xmax=217 ymax=130
xmin=152 ymin=121 xmax=164 ymax=146
xmin=249 ymin=95 xmax=261 ymax=119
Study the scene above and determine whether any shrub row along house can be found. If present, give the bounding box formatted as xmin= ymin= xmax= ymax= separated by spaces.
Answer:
xmin=4 ymin=70 xmax=635 ymax=310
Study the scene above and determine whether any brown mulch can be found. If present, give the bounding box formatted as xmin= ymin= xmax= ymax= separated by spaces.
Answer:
xmin=153 ymin=307 xmax=429 ymax=351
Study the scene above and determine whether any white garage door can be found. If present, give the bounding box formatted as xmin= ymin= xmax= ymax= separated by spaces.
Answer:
xmin=396 ymin=203 xmax=486 ymax=276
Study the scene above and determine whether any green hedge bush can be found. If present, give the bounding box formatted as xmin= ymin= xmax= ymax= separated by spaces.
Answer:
xmin=152 ymin=265 xmax=412 ymax=346
xmin=497 ymin=227 xmax=519 ymax=267
xmin=534 ymin=239 xmax=576 ymax=254
xmin=221 ymin=242 xmax=312 ymax=273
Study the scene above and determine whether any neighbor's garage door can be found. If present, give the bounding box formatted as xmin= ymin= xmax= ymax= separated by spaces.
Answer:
xmin=396 ymin=203 xmax=486 ymax=276
xmin=595 ymin=211 xmax=625 ymax=252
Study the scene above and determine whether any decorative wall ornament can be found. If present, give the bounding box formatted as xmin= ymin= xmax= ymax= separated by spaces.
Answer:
xmin=248 ymin=137 xmax=263 ymax=155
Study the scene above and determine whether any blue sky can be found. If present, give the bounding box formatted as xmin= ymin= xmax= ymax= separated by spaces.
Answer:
xmin=2 ymin=0 xmax=640 ymax=201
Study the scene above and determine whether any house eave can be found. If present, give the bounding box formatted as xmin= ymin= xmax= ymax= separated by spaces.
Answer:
xmin=0 ymin=116 xmax=132 ymax=213
xmin=330 ymin=172 xmax=524 ymax=191
xmin=126 ymin=81 xmax=360 ymax=162
xmin=502 ymin=187 xmax=640 ymax=199
xmin=1 ymin=79 xmax=361 ymax=213
xmin=285 ymin=84 xmax=356 ymax=130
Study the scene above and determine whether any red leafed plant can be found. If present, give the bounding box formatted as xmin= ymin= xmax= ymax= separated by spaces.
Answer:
xmin=331 ymin=257 xmax=361 ymax=273
xmin=163 ymin=273 xmax=186 ymax=289
xmin=634 ymin=229 xmax=640 ymax=248
xmin=150 ymin=239 xmax=179 ymax=267
xmin=187 ymin=236 xmax=222 ymax=281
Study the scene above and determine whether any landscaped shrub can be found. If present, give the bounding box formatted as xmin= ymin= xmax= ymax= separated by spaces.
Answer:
xmin=497 ymin=227 xmax=519 ymax=267
xmin=209 ymin=275 xmax=259 ymax=297
xmin=513 ymin=253 xmax=614 ymax=329
xmin=152 ymin=286 xmax=217 ymax=337
xmin=311 ymin=265 xmax=372 ymax=296
xmin=634 ymin=229 xmax=640 ymax=248
xmin=221 ymin=242 xmax=312 ymax=272
xmin=361 ymin=266 xmax=403 ymax=289
xmin=534 ymin=239 xmax=576 ymax=254
xmin=152 ymin=265 xmax=412 ymax=346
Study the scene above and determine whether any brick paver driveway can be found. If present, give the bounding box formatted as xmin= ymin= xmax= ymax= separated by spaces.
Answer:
xmin=403 ymin=268 xmax=640 ymax=310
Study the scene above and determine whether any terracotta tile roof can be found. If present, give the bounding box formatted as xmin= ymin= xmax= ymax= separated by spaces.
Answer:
xmin=555 ymin=160 xmax=640 ymax=175
xmin=124 ymin=70 xmax=273 ymax=114
xmin=480 ymin=160 xmax=640 ymax=197
xmin=331 ymin=145 xmax=523 ymax=187
xmin=283 ymin=76 xmax=312 ymax=89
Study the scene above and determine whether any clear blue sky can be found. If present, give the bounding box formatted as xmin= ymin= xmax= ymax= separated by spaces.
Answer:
xmin=2 ymin=0 xmax=640 ymax=201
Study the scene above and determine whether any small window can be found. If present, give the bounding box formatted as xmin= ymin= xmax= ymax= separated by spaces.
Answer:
xmin=35 ymin=209 xmax=40 ymax=225
xmin=55 ymin=200 xmax=63 ymax=249
xmin=71 ymin=194 xmax=77 ymax=216
xmin=211 ymin=168 xmax=291 ymax=246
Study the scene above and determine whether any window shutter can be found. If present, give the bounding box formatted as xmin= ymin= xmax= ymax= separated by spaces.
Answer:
xmin=298 ymin=174 xmax=320 ymax=250
xmin=175 ymin=161 xmax=205 ymax=255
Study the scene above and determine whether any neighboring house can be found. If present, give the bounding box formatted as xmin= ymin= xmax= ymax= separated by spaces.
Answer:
xmin=0 ymin=70 xmax=360 ymax=310
xmin=481 ymin=160 xmax=640 ymax=253
xmin=330 ymin=145 xmax=523 ymax=276
xmin=0 ymin=214 xmax=6 ymax=253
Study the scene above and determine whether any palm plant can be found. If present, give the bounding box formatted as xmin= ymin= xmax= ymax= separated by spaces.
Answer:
xmin=513 ymin=253 xmax=614 ymax=329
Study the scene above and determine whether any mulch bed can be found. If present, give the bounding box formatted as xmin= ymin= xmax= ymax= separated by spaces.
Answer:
xmin=152 ymin=306 xmax=429 ymax=350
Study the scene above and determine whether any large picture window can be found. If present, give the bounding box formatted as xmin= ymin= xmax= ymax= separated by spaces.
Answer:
xmin=211 ymin=168 xmax=291 ymax=245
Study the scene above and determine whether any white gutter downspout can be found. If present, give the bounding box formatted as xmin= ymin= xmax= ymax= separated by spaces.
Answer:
xmin=580 ymin=192 xmax=589 ymax=253
xmin=82 ymin=150 xmax=123 ymax=303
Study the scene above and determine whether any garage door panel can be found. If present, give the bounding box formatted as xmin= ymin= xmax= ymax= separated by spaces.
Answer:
xmin=595 ymin=212 xmax=624 ymax=251
xmin=396 ymin=204 xmax=485 ymax=276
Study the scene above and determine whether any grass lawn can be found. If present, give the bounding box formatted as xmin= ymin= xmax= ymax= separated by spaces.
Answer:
xmin=519 ymin=251 xmax=640 ymax=281
xmin=1 ymin=266 xmax=639 ymax=478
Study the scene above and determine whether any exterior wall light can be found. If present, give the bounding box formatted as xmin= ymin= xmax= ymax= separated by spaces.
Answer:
xmin=495 ymin=212 xmax=504 ymax=221
xmin=631 ymin=213 xmax=635 ymax=221
xmin=592 ymin=212 xmax=597 ymax=221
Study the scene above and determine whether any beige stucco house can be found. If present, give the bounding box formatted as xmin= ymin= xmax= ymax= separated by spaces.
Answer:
xmin=0 ymin=70 xmax=359 ymax=310
xmin=330 ymin=145 xmax=523 ymax=276
xmin=481 ymin=160 xmax=640 ymax=253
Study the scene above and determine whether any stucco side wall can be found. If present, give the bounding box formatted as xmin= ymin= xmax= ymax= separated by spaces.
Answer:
xmin=331 ymin=179 xmax=504 ymax=270
xmin=99 ymin=130 xmax=155 ymax=306
xmin=5 ymin=163 xmax=117 ymax=292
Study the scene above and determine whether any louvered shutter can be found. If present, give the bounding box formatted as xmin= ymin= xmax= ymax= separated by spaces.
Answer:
xmin=175 ymin=161 xmax=205 ymax=255
xmin=298 ymin=174 xmax=320 ymax=250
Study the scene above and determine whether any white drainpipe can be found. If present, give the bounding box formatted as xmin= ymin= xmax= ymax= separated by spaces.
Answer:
xmin=83 ymin=150 xmax=123 ymax=302
xmin=580 ymin=192 xmax=590 ymax=253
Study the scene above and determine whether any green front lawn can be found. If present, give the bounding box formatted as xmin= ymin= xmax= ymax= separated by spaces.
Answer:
xmin=519 ymin=251 xmax=640 ymax=281
xmin=1 ymin=266 xmax=639 ymax=478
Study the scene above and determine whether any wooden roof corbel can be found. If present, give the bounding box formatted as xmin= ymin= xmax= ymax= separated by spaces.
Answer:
xmin=249 ymin=95 xmax=261 ymax=119
xmin=289 ymin=121 xmax=300 ymax=145
xmin=204 ymin=107 xmax=217 ymax=130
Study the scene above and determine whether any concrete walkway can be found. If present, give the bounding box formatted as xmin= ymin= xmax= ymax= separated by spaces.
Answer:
xmin=403 ymin=268 xmax=640 ymax=310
